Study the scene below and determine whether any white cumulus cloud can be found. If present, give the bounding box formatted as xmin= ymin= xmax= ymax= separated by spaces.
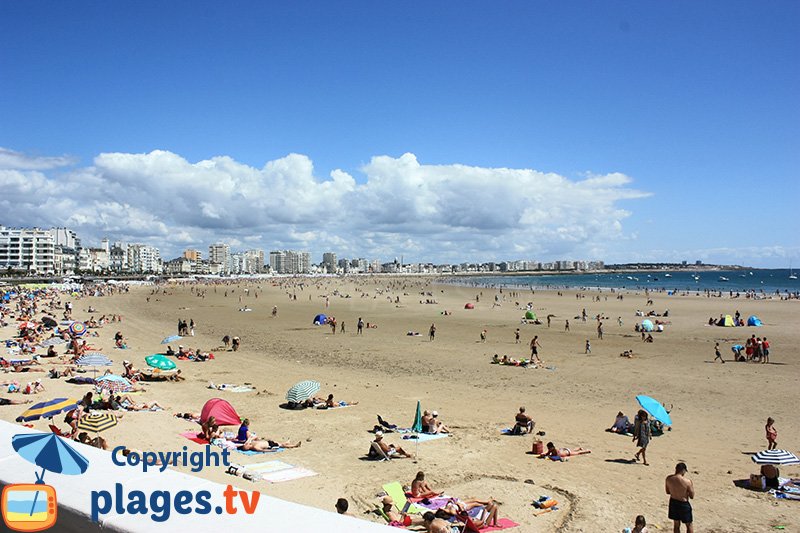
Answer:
xmin=0 ymin=147 xmax=651 ymax=262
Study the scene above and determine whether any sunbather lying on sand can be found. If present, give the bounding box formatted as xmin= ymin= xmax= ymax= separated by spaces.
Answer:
xmin=240 ymin=437 xmax=301 ymax=451
xmin=539 ymin=441 xmax=591 ymax=460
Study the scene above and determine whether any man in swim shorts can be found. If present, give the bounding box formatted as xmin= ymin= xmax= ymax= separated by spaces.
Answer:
xmin=665 ymin=462 xmax=694 ymax=532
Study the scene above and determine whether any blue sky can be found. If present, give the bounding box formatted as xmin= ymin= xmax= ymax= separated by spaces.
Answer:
xmin=1 ymin=2 xmax=798 ymax=266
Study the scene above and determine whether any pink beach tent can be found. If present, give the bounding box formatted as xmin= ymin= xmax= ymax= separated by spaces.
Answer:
xmin=464 ymin=303 xmax=475 ymax=309
xmin=200 ymin=398 xmax=241 ymax=426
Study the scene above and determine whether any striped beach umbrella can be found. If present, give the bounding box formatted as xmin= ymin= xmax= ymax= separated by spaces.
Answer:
xmin=95 ymin=375 xmax=133 ymax=394
xmin=76 ymin=354 xmax=113 ymax=367
xmin=15 ymin=398 xmax=80 ymax=422
xmin=286 ymin=380 xmax=320 ymax=404
xmin=69 ymin=322 xmax=87 ymax=336
xmin=40 ymin=337 xmax=67 ymax=347
xmin=751 ymin=449 xmax=800 ymax=465
xmin=145 ymin=354 xmax=176 ymax=371
xmin=12 ymin=432 xmax=89 ymax=482
xmin=77 ymin=413 xmax=118 ymax=433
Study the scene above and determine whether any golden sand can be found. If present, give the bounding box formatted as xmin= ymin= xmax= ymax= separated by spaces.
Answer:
xmin=2 ymin=277 xmax=798 ymax=532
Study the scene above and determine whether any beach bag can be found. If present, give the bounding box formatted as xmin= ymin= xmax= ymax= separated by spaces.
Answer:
xmin=749 ymin=474 xmax=766 ymax=491
xmin=532 ymin=440 xmax=545 ymax=455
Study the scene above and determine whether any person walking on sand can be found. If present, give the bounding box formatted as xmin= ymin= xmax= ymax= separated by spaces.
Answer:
xmin=714 ymin=342 xmax=724 ymax=363
xmin=514 ymin=328 xmax=520 ymax=343
xmin=190 ymin=319 xmax=195 ymax=337
xmin=633 ymin=410 xmax=651 ymax=466
xmin=429 ymin=323 xmax=436 ymax=342
xmin=665 ymin=462 xmax=694 ymax=533
xmin=530 ymin=336 xmax=541 ymax=363
xmin=357 ymin=317 xmax=364 ymax=335
xmin=565 ymin=319 xmax=570 ymax=332
xmin=597 ymin=321 xmax=603 ymax=340
xmin=480 ymin=329 xmax=487 ymax=343
xmin=765 ymin=417 xmax=777 ymax=450
xmin=585 ymin=339 xmax=591 ymax=354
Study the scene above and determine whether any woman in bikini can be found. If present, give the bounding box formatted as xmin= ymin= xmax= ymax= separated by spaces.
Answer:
xmin=540 ymin=441 xmax=592 ymax=460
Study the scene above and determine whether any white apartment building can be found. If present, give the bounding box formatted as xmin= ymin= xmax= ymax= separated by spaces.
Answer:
xmin=208 ymin=243 xmax=231 ymax=274
xmin=0 ymin=226 xmax=56 ymax=274
xmin=126 ymin=244 xmax=162 ymax=273
xmin=269 ymin=250 xmax=310 ymax=274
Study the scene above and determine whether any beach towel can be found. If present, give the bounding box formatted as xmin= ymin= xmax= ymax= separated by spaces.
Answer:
xmin=209 ymin=384 xmax=255 ymax=393
xmin=481 ymin=518 xmax=520 ymax=531
xmin=243 ymin=460 xmax=294 ymax=474
xmin=260 ymin=467 xmax=316 ymax=483
xmin=382 ymin=482 xmax=426 ymax=514
xmin=402 ymin=433 xmax=449 ymax=443
xmin=236 ymin=448 xmax=285 ymax=455
xmin=179 ymin=431 xmax=207 ymax=445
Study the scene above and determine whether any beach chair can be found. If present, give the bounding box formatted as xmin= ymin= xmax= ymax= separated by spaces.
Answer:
xmin=381 ymin=482 xmax=426 ymax=515
xmin=367 ymin=441 xmax=392 ymax=461
xmin=48 ymin=424 xmax=69 ymax=437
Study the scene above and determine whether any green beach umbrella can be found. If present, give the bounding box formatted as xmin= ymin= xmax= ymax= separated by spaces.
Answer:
xmin=145 ymin=354 xmax=177 ymax=371
xmin=412 ymin=400 xmax=423 ymax=433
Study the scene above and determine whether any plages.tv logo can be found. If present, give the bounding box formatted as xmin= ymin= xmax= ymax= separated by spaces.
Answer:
xmin=2 ymin=432 xmax=86 ymax=532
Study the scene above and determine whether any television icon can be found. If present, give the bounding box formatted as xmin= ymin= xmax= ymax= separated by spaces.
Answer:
xmin=1 ymin=484 xmax=58 ymax=532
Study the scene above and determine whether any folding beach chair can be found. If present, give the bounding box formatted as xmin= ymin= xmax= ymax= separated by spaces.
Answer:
xmin=381 ymin=482 xmax=426 ymax=515
xmin=368 ymin=441 xmax=392 ymax=461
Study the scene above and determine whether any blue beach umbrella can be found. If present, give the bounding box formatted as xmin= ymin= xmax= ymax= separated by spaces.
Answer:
xmin=16 ymin=398 xmax=80 ymax=423
xmin=12 ymin=432 xmax=89 ymax=516
xmin=636 ymin=395 xmax=672 ymax=426
xmin=161 ymin=335 xmax=182 ymax=344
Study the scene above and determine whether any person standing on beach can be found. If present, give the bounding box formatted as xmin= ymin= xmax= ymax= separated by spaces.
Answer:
xmin=633 ymin=410 xmax=651 ymax=466
xmin=762 ymin=337 xmax=770 ymax=364
xmin=547 ymin=315 xmax=551 ymax=328
xmin=765 ymin=417 xmax=777 ymax=450
xmin=565 ymin=319 xmax=570 ymax=332
xmin=357 ymin=317 xmax=364 ymax=335
xmin=530 ymin=336 xmax=541 ymax=362
xmin=714 ymin=343 xmax=724 ymax=363
xmin=597 ymin=321 xmax=603 ymax=340
xmin=190 ymin=319 xmax=195 ymax=337
xmin=585 ymin=340 xmax=591 ymax=354
xmin=514 ymin=328 xmax=520 ymax=343
xmin=429 ymin=323 xmax=436 ymax=341
xmin=665 ymin=462 xmax=694 ymax=533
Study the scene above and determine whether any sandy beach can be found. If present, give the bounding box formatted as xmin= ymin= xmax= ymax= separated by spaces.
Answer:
xmin=2 ymin=277 xmax=799 ymax=532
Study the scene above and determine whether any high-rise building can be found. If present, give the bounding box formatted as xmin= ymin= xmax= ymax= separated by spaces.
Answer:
xmin=269 ymin=250 xmax=310 ymax=274
xmin=322 ymin=252 xmax=337 ymax=273
xmin=208 ymin=243 xmax=230 ymax=273
xmin=127 ymin=244 xmax=162 ymax=273
xmin=183 ymin=249 xmax=202 ymax=261
xmin=0 ymin=226 xmax=56 ymax=274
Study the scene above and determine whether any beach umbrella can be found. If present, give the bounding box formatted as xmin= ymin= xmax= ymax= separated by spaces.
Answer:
xmin=412 ymin=401 xmax=423 ymax=433
xmin=40 ymin=337 xmax=66 ymax=347
xmin=636 ymin=395 xmax=672 ymax=426
xmin=76 ymin=353 xmax=113 ymax=378
xmin=15 ymin=398 xmax=80 ymax=423
xmin=641 ymin=319 xmax=654 ymax=332
xmin=68 ymin=322 xmax=87 ymax=337
xmin=751 ymin=450 xmax=800 ymax=465
xmin=145 ymin=354 xmax=177 ymax=371
xmin=95 ymin=375 xmax=133 ymax=394
xmin=12 ymin=433 xmax=89 ymax=492
xmin=18 ymin=321 xmax=38 ymax=330
xmin=161 ymin=335 xmax=182 ymax=344
xmin=77 ymin=413 xmax=119 ymax=434
xmin=41 ymin=317 xmax=58 ymax=328
xmin=286 ymin=380 xmax=320 ymax=403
